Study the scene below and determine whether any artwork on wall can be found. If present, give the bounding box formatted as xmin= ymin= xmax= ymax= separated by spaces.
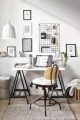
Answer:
xmin=22 ymin=38 xmax=32 ymax=52
xmin=66 ymin=44 xmax=76 ymax=57
xmin=7 ymin=46 xmax=16 ymax=57
xmin=23 ymin=10 xmax=31 ymax=20
xmin=39 ymin=23 xmax=60 ymax=53
xmin=23 ymin=22 xmax=32 ymax=36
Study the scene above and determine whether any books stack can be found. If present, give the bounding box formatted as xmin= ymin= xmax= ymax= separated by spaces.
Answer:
xmin=15 ymin=63 xmax=26 ymax=68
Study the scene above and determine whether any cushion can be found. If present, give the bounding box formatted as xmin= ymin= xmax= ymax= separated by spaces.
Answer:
xmin=44 ymin=66 xmax=58 ymax=81
xmin=32 ymin=77 xmax=56 ymax=86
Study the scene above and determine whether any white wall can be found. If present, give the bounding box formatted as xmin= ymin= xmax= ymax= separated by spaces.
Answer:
xmin=0 ymin=0 xmax=80 ymax=56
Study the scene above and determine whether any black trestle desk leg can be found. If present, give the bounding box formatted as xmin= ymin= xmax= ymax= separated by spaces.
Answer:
xmin=22 ymin=70 xmax=31 ymax=96
xmin=8 ymin=71 xmax=19 ymax=105
xmin=59 ymin=71 xmax=65 ymax=93
xmin=58 ymin=71 xmax=64 ymax=96
xmin=44 ymin=88 xmax=47 ymax=116
xmin=19 ymin=71 xmax=29 ymax=104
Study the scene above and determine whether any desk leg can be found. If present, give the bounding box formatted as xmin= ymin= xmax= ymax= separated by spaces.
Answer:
xmin=8 ymin=71 xmax=19 ymax=105
xmin=19 ymin=71 xmax=29 ymax=104
xmin=22 ymin=70 xmax=31 ymax=96
xmin=8 ymin=70 xmax=30 ymax=105
xmin=58 ymin=71 xmax=65 ymax=96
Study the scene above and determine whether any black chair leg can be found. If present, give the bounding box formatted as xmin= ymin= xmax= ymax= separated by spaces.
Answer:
xmin=44 ymin=89 xmax=47 ymax=116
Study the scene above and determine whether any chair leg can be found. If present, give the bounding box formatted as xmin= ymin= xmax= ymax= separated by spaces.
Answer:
xmin=44 ymin=89 xmax=47 ymax=116
xmin=48 ymin=88 xmax=61 ymax=110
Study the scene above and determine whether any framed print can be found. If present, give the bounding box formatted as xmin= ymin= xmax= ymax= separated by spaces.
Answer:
xmin=36 ymin=55 xmax=52 ymax=67
xmin=22 ymin=38 xmax=32 ymax=52
xmin=23 ymin=10 xmax=31 ymax=20
xmin=66 ymin=44 xmax=76 ymax=57
xmin=7 ymin=46 xmax=16 ymax=57
xmin=23 ymin=23 xmax=32 ymax=36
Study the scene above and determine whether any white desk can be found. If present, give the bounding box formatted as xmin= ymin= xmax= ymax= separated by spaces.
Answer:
xmin=8 ymin=66 xmax=66 ymax=104
xmin=12 ymin=66 xmax=66 ymax=71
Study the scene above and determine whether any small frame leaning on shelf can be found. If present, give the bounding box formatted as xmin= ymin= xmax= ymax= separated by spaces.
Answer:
xmin=7 ymin=46 xmax=16 ymax=57
xmin=66 ymin=44 xmax=76 ymax=57
xmin=39 ymin=23 xmax=60 ymax=54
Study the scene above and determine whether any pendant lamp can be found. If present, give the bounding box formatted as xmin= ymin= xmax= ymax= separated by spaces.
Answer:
xmin=2 ymin=21 xmax=16 ymax=39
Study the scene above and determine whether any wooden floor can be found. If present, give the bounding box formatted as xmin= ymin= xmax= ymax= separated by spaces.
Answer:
xmin=0 ymin=96 xmax=80 ymax=120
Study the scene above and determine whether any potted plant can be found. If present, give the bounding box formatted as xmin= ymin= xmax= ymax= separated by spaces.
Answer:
xmin=61 ymin=52 xmax=68 ymax=66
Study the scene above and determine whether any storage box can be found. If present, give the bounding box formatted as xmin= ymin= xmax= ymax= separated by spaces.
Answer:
xmin=73 ymin=87 xmax=80 ymax=100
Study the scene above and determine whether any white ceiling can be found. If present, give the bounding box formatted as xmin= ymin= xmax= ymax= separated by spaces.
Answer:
xmin=25 ymin=0 xmax=80 ymax=29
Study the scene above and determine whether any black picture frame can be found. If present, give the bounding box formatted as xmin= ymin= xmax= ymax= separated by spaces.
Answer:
xmin=7 ymin=46 xmax=16 ymax=57
xmin=23 ymin=10 xmax=31 ymax=20
xmin=66 ymin=44 xmax=76 ymax=57
xmin=35 ymin=55 xmax=52 ymax=67
xmin=22 ymin=38 xmax=32 ymax=52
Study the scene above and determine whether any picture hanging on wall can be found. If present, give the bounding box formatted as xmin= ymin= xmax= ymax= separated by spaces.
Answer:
xmin=66 ymin=44 xmax=76 ymax=57
xmin=22 ymin=38 xmax=32 ymax=52
xmin=23 ymin=10 xmax=31 ymax=20
xmin=7 ymin=46 xmax=16 ymax=57
xmin=23 ymin=23 xmax=32 ymax=36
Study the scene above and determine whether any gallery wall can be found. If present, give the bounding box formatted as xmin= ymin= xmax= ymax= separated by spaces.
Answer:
xmin=0 ymin=0 xmax=80 ymax=57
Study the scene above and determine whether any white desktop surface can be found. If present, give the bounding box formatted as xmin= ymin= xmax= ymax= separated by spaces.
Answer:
xmin=12 ymin=66 xmax=66 ymax=71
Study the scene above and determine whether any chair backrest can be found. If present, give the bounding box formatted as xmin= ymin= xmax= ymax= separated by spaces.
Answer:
xmin=44 ymin=64 xmax=58 ymax=83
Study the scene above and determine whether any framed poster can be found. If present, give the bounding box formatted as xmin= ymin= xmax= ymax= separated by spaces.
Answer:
xmin=23 ymin=10 xmax=31 ymax=20
xmin=7 ymin=46 xmax=16 ymax=57
xmin=22 ymin=38 xmax=32 ymax=52
xmin=23 ymin=23 xmax=32 ymax=36
xmin=66 ymin=44 xmax=76 ymax=57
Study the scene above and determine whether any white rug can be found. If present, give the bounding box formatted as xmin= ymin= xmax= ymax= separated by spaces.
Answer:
xmin=1 ymin=102 xmax=76 ymax=120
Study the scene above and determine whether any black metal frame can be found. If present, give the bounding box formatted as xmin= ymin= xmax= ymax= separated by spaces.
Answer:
xmin=22 ymin=38 xmax=32 ymax=52
xmin=66 ymin=44 xmax=76 ymax=57
xmin=8 ymin=70 xmax=31 ymax=105
xmin=23 ymin=10 xmax=31 ymax=20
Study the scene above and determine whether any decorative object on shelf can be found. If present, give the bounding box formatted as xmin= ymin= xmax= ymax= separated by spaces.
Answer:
xmin=0 ymin=52 xmax=7 ymax=57
xmin=39 ymin=23 xmax=60 ymax=53
xmin=66 ymin=44 xmax=76 ymax=57
xmin=7 ymin=46 xmax=16 ymax=57
xmin=36 ymin=55 xmax=52 ymax=67
xmin=61 ymin=52 xmax=67 ymax=66
xmin=23 ymin=10 xmax=31 ymax=20
xmin=2 ymin=21 xmax=16 ymax=39
xmin=23 ymin=22 xmax=32 ymax=36
xmin=22 ymin=38 xmax=32 ymax=52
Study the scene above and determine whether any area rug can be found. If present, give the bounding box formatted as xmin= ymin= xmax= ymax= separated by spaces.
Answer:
xmin=1 ymin=102 xmax=76 ymax=120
